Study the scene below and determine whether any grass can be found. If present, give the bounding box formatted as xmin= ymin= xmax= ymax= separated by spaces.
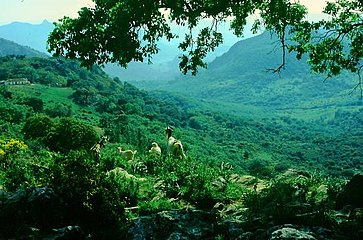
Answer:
xmin=8 ymin=84 xmax=101 ymax=126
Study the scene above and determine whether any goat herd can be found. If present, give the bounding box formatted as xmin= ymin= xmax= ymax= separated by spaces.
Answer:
xmin=90 ymin=126 xmax=186 ymax=161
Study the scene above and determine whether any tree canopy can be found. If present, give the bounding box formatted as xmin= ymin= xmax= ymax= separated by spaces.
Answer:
xmin=47 ymin=0 xmax=363 ymax=94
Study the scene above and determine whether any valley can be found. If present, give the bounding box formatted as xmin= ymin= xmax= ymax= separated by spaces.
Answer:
xmin=0 ymin=21 xmax=362 ymax=239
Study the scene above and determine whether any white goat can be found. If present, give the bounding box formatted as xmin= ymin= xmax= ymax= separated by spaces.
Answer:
xmin=117 ymin=146 xmax=137 ymax=161
xmin=90 ymin=136 xmax=108 ymax=159
xmin=165 ymin=126 xmax=186 ymax=159
xmin=148 ymin=142 xmax=162 ymax=156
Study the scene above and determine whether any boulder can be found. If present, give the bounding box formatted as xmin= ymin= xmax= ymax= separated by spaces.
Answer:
xmin=269 ymin=227 xmax=316 ymax=240
xmin=0 ymin=187 xmax=68 ymax=238
xmin=336 ymin=174 xmax=363 ymax=209
xmin=127 ymin=209 xmax=216 ymax=239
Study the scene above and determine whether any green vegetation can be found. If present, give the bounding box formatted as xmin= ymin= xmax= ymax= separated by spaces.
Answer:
xmin=0 ymin=38 xmax=47 ymax=57
xmin=48 ymin=0 xmax=363 ymax=90
xmin=0 ymin=56 xmax=362 ymax=238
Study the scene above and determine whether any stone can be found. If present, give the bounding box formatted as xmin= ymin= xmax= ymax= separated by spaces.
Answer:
xmin=269 ymin=227 xmax=316 ymax=240
xmin=336 ymin=174 xmax=363 ymax=209
xmin=127 ymin=209 xmax=216 ymax=240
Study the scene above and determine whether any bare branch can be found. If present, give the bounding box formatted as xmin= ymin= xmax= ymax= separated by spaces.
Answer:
xmin=266 ymin=29 xmax=287 ymax=74
xmin=349 ymin=65 xmax=363 ymax=98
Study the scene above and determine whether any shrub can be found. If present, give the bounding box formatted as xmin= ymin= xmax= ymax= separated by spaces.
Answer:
xmin=242 ymin=174 xmax=342 ymax=227
xmin=46 ymin=117 xmax=98 ymax=152
xmin=138 ymin=199 xmax=181 ymax=215
xmin=154 ymin=157 xmax=237 ymax=210
xmin=45 ymin=103 xmax=72 ymax=117
xmin=51 ymin=150 xmax=129 ymax=239
xmin=0 ymin=138 xmax=50 ymax=191
xmin=22 ymin=114 xmax=54 ymax=140
xmin=0 ymin=103 xmax=25 ymax=124
xmin=22 ymin=97 xmax=44 ymax=112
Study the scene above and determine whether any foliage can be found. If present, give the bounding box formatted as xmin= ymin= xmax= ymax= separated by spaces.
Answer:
xmin=0 ymin=138 xmax=52 ymax=191
xmin=0 ymin=101 xmax=26 ymax=124
xmin=47 ymin=0 xmax=308 ymax=75
xmin=51 ymin=150 xmax=128 ymax=239
xmin=47 ymin=0 xmax=363 ymax=88
xmin=0 ymin=49 xmax=362 ymax=238
xmin=22 ymin=114 xmax=55 ymax=141
xmin=290 ymin=0 xmax=363 ymax=94
xmin=142 ymin=156 xmax=242 ymax=210
xmin=242 ymin=173 xmax=344 ymax=227
xmin=45 ymin=102 xmax=73 ymax=117
xmin=48 ymin=117 xmax=99 ymax=152
xmin=22 ymin=114 xmax=99 ymax=153
xmin=21 ymin=96 xmax=44 ymax=112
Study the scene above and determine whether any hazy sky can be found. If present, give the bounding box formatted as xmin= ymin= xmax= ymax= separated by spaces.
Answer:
xmin=0 ymin=0 xmax=327 ymax=26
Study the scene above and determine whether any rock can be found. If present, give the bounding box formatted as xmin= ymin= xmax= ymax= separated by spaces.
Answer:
xmin=269 ymin=227 xmax=316 ymax=240
xmin=218 ymin=218 xmax=245 ymax=239
xmin=336 ymin=174 xmax=363 ymax=209
xmin=280 ymin=169 xmax=311 ymax=180
xmin=47 ymin=226 xmax=86 ymax=240
xmin=0 ymin=187 xmax=68 ymax=238
xmin=127 ymin=209 xmax=216 ymax=240
xmin=229 ymin=175 xmax=266 ymax=191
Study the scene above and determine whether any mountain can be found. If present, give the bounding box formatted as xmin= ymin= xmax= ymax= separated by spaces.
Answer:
xmin=0 ymin=37 xmax=48 ymax=57
xmin=0 ymin=20 xmax=53 ymax=53
xmin=153 ymin=31 xmax=361 ymax=115
xmin=0 ymin=20 xmax=244 ymax=84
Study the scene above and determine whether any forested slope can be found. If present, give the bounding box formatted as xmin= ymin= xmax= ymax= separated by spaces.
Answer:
xmin=157 ymin=32 xmax=360 ymax=116
xmin=0 ymin=55 xmax=362 ymax=239
xmin=0 ymin=38 xmax=48 ymax=57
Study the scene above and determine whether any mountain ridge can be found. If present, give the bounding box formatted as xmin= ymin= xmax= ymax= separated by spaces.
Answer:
xmin=152 ymin=31 xmax=360 ymax=115
xmin=0 ymin=37 xmax=48 ymax=58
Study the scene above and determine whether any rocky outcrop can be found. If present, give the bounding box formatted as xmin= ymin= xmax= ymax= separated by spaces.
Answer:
xmin=0 ymin=187 xmax=87 ymax=239
xmin=127 ymin=209 xmax=217 ymax=240
xmin=336 ymin=174 xmax=363 ymax=209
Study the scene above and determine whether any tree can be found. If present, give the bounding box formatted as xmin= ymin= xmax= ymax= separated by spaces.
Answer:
xmin=47 ymin=0 xmax=363 ymax=94
xmin=22 ymin=97 xmax=44 ymax=113
xmin=22 ymin=114 xmax=54 ymax=140
xmin=46 ymin=117 xmax=99 ymax=152
xmin=289 ymin=0 xmax=363 ymax=96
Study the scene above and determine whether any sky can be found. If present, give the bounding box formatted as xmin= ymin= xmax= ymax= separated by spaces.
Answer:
xmin=0 ymin=0 xmax=327 ymax=26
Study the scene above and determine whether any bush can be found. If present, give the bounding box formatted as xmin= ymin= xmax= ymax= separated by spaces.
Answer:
xmin=45 ymin=103 xmax=72 ymax=117
xmin=51 ymin=150 xmax=129 ymax=239
xmin=22 ymin=97 xmax=44 ymax=112
xmin=0 ymin=138 xmax=51 ymax=191
xmin=22 ymin=114 xmax=54 ymax=140
xmin=242 ymin=174 xmax=342 ymax=227
xmin=154 ymin=157 xmax=236 ymax=210
xmin=0 ymin=103 xmax=25 ymax=124
xmin=46 ymin=117 xmax=98 ymax=152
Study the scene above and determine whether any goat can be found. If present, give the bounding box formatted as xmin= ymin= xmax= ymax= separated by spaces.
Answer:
xmin=90 ymin=135 xmax=108 ymax=159
xmin=107 ymin=167 xmax=137 ymax=181
xmin=148 ymin=142 xmax=162 ymax=156
xmin=165 ymin=126 xmax=186 ymax=159
xmin=117 ymin=146 xmax=137 ymax=161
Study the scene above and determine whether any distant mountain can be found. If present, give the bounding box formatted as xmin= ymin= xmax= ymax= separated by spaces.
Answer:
xmin=0 ymin=20 xmax=244 ymax=84
xmin=0 ymin=37 xmax=48 ymax=57
xmin=0 ymin=20 xmax=53 ymax=53
xmin=154 ymin=31 xmax=359 ymax=112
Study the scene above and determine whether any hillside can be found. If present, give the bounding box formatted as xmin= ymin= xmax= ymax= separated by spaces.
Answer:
xmin=153 ymin=31 xmax=361 ymax=119
xmin=0 ymin=20 xmax=243 ymax=84
xmin=0 ymin=55 xmax=362 ymax=239
xmin=0 ymin=37 xmax=48 ymax=57
xmin=0 ymin=55 xmax=361 ymax=173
